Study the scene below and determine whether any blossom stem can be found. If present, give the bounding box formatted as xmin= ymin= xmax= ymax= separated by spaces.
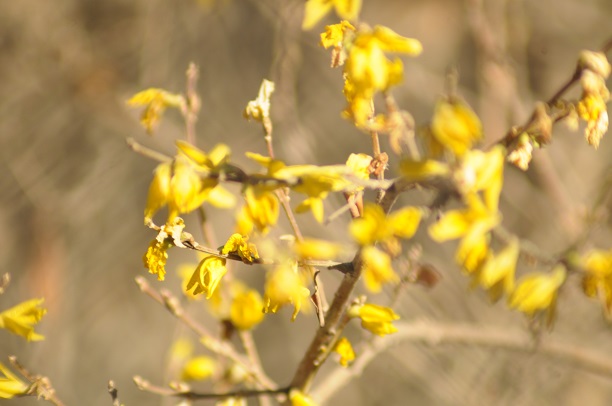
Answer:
xmin=134 ymin=277 xmax=277 ymax=390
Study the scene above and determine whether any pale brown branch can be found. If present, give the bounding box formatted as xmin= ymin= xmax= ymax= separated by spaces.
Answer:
xmin=314 ymin=320 xmax=612 ymax=403
xmin=134 ymin=375 xmax=290 ymax=400
xmin=126 ymin=137 xmax=172 ymax=163
xmin=9 ymin=356 xmax=66 ymax=406
xmin=134 ymin=276 xmax=277 ymax=390
xmin=108 ymin=380 xmax=121 ymax=406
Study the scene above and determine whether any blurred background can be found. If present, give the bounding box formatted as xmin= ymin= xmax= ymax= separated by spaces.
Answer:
xmin=1 ymin=0 xmax=612 ymax=404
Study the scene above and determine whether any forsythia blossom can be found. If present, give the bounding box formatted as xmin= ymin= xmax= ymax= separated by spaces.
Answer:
xmin=430 ymin=98 xmax=483 ymax=157
xmin=186 ymin=256 xmax=228 ymax=299
xmin=230 ymin=289 xmax=265 ymax=330
xmin=181 ymin=356 xmax=216 ymax=381
xmin=509 ymin=266 xmax=566 ymax=323
xmin=127 ymin=88 xmax=185 ymax=134
xmin=0 ymin=298 xmax=47 ymax=341
xmin=222 ymin=233 xmax=260 ymax=263
xmin=348 ymin=303 xmax=399 ymax=336
xmin=0 ymin=362 xmax=28 ymax=399
xmin=580 ymin=248 xmax=612 ymax=314
xmin=333 ymin=337 xmax=355 ymax=367
xmin=263 ymin=263 xmax=310 ymax=321
xmin=289 ymin=388 xmax=319 ymax=406
xmin=302 ymin=0 xmax=361 ymax=30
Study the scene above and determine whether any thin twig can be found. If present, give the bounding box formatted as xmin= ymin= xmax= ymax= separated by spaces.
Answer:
xmin=134 ymin=277 xmax=277 ymax=390
xmin=9 ymin=356 xmax=66 ymax=406
xmin=134 ymin=375 xmax=290 ymax=400
xmin=108 ymin=380 xmax=121 ymax=406
xmin=313 ymin=319 xmax=612 ymax=403
xmin=126 ymin=137 xmax=172 ymax=163
xmin=239 ymin=330 xmax=272 ymax=406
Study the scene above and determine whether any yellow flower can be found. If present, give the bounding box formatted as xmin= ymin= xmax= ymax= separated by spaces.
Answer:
xmin=429 ymin=195 xmax=500 ymax=273
xmin=293 ymin=238 xmax=343 ymax=260
xmin=186 ymin=256 xmax=228 ymax=299
xmin=361 ymin=246 xmax=399 ymax=293
xmin=0 ymin=362 xmax=28 ymax=399
xmin=143 ymin=239 xmax=172 ymax=281
xmin=577 ymin=91 xmax=609 ymax=149
xmin=333 ymin=337 xmax=355 ymax=367
xmin=455 ymin=146 xmax=505 ymax=212
xmin=144 ymin=162 xmax=171 ymax=224
xmin=177 ymin=263 xmax=204 ymax=301
xmin=400 ymin=159 xmax=450 ymax=181
xmin=239 ymin=186 xmax=280 ymax=235
xmin=348 ymin=303 xmax=399 ymax=336
xmin=430 ymin=98 xmax=483 ymax=157
xmin=509 ymin=266 xmax=566 ymax=318
xmin=350 ymin=204 xmax=423 ymax=246
xmin=320 ymin=20 xmax=355 ymax=49
xmin=302 ymin=0 xmax=361 ymax=30
xmin=181 ymin=356 xmax=216 ymax=381
xmin=263 ymin=263 xmax=310 ymax=321
xmin=581 ymin=249 xmax=612 ymax=313
xmin=0 ymin=299 xmax=46 ymax=341
xmin=222 ymin=234 xmax=259 ymax=263
xmin=474 ymin=239 xmax=518 ymax=302
xmin=217 ymin=398 xmax=246 ymax=406
xmin=230 ymin=289 xmax=265 ymax=330
xmin=289 ymin=389 xmax=319 ymax=406
xmin=344 ymin=26 xmax=422 ymax=125
xmin=127 ymin=88 xmax=185 ymax=134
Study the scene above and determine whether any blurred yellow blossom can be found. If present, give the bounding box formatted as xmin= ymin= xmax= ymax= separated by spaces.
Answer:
xmin=302 ymin=0 xmax=361 ymax=30
xmin=290 ymin=388 xmax=319 ymax=406
xmin=333 ymin=337 xmax=355 ymax=367
xmin=0 ymin=362 xmax=28 ymax=399
xmin=430 ymin=98 xmax=482 ymax=157
xmin=186 ymin=256 xmax=228 ymax=299
xmin=350 ymin=203 xmax=423 ymax=246
xmin=243 ymin=79 xmax=275 ymax=134
xmin=222 ymin=233 xmax=259 ymax=263
xmin=454 ymin=146 xmax=505 ymax=212
xmin=263 ymin=263 xmax=310 ymax=321
xmin=361 ymin=246 xmax=399 ymax=293
xmin=181 ymin=356 xmax=216 ymax=381
xmin=177 ymin=263 xmax=204 ymax=301
xmin=474 ymin=238 xmax=519 ymax=302
xmin=581 ymin=248 xmax=612 ymax=314
xmin=127 ymin=88 xmax=185 ymax=134
xmin=230 ymin=289 xmax=265 ymax=330
xmin=294 ymin=238 xmax=343 ymax=260
xmin=400 ymin=159 xmax=450 ymax=181
xmin=238 ymin=186 xmax=279 ymax=235
xmin=429 ymin=195 xmax=500 ymax=274
xmin=509 ymin=266 xmax=566 ymax=320
xmin=217 ymin=397 xmax=246 ymax=406
xmin=348 ymin=303 xmax=399 ymax=336
xmin=0 ymin=298 xmax=46 ymax=341
xmin=344 ymin=26 xmax=422 ymax=125
xmin=320 ymin=21 xmax=356 ymax=67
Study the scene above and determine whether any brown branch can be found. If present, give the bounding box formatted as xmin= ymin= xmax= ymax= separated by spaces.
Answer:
xmin=126 ymin=137 xmax=172 ymax=163
xmin=134 ymin=375 xmax=289 ymax=400
xmin=134 ymin=276 xmax=277 ymax=390
xmin=313 ymin=320 xmax=612 ymax=403
xmin=9 ymin=356 xmax=66 ymax=406
xmin=289 ymin=249 xmax=365 ymax=392
xmin=108 ymin=380 xmax=121 ymax=406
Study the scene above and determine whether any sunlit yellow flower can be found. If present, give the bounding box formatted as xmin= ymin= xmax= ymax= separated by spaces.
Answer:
xmin=430 ymin=98 xmax=483 ymax=157
xmin=508 ymin=266 xmax=566 ymax=318
xmin=302 ymin=0 xmax=362 ymax=30
xmin=344 ymin=26 xmax=422 ymax=125
xmin=181 ymin=356 xmax=216 ymax=381
xmin=429 ymin=195 xmax=500 ymax=273
xmin=127 ymin=88 xmax=185 ymax=134
xmin=143 ymin=239 xmax=172 ymax=281
xmin=399 ymin=159 xmax=450 ymax=181
xmin=289 ymin=388 xmax=319 ymax=406
xmin=350 ymin=203 xmax=423 ymax=246
xmin=186 ymin=256 xmax=228 ymax=299
xmin=230 ymin=289 xmax=265 ymax=330
xmin=222 ymin=233 xmax=259 ymax=263
xmin=0 ymin=362 xmax=28 ymax=399
xmin=474 ymin=238 xmax=518 ymax=302
xmin=348 ymin=303 xmax=399 ymax=336
xmin=263 ymin=263 xmax=310 ymax=321
xmin=320 ymin=20 xmax=356 ymax=49
xmin=577 ymin=91 xmax=609 ymax=149
xmin=345 ymin=152 xmax=373 ymax=191
xmin=580 ymin=248 xmax=612 ymax=313
xmin=176 ymin=141 xmax=231 ymax=171
xmin=144 ymin=162 xmax=171 ymax=224
xmin=507 ymin=133 xmax=534 ymax=171
xmin=333 ymin=337 xmax=356 ymax=367
xmin=177 ymin=263 xmax=204 ymax=301
xmin=361 ymin=246 xmax=399 ymax=293
xmin=293 ymin=238 xmax=344 ymax=261
xmin=0 ymin=299 xmax=46 ymax=341
xmin=217 ymin=397 xmax=246 ymax=406
xmin=168 ymin=337 xmax=194 ymax=365
xmin=455 ymin=146 xmax=505 ymax=212
xmin=238 ymin=186 xmax=279 ymax=235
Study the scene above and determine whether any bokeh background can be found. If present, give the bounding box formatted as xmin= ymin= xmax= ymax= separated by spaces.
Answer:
xmin=2 ymin=0 xmax=612 ymax=405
